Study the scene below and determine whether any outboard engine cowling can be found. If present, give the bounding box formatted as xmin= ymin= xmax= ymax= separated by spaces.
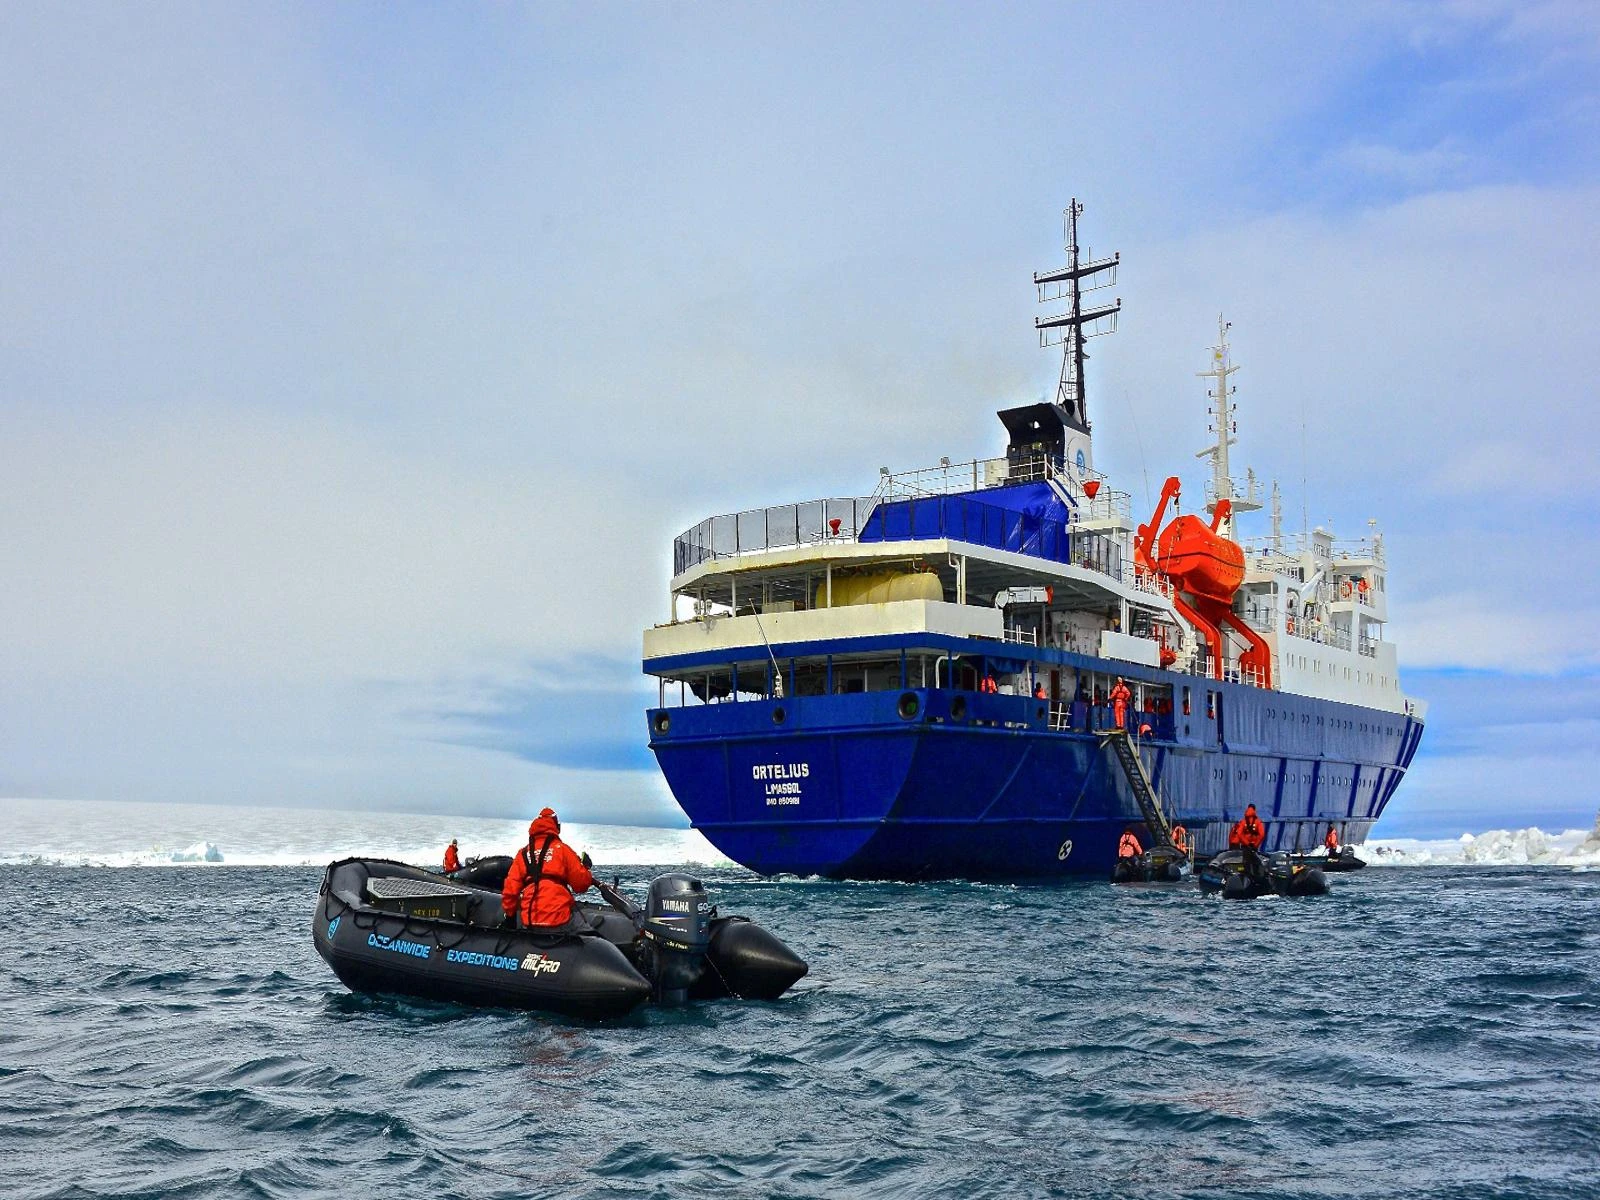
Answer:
xmin=640 ymin=873 xmax=712 ymax=1003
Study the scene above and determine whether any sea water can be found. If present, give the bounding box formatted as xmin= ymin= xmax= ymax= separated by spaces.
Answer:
xmin=3 ymin=799 xmax=1599 ymax=1199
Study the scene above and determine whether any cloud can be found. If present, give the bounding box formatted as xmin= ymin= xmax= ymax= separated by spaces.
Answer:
xmin=1373 ymin=667 xmax=1600 ymax=836
xmin=1 ymin=6 xmax=1596 ymax=821
xmin=1323 ymin=139 xmax=1476 ymax=187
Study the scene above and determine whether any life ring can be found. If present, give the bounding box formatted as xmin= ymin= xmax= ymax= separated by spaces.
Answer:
xmin=1341 ymin=581 xmax=1353 ymax=598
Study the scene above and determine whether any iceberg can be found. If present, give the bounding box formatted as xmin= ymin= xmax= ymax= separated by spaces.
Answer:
xmin=168 ymin=841 xmax=224 ymax=863
xmin=1369 ymin=821 xmax=1600 ymax=869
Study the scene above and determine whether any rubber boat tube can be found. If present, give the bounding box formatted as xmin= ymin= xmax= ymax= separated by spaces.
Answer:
xmin=313 ymin=858 xmax=807 ymax=1017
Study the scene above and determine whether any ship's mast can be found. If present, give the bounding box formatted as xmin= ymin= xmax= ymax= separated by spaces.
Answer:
xmin=1034 ymin=200 xmax=1120 ymax=437
xmin=1196 ymin=315 xmax=1260 ymax=535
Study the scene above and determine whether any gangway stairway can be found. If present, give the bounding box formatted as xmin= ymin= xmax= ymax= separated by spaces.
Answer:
xmin=1101 ymin=728 xmax=1177 ymax=849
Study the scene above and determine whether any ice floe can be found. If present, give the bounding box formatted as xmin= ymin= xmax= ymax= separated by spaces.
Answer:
xmin=1368 ymin=819 xmax=1600 ymax=869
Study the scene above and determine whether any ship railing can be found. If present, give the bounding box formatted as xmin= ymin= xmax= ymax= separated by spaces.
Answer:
xmin=1358 ymin=637 xmax=1380 ymax=658
xmin=1242 ymin=533 xmax=1385 ymax=566
xmin=1285 ymin=622 xmax=1353 ymax=651
xmin=1003 ymin=626 xmax=1039 ymax=647
xmin=673 ymin=496 xmax=877 ymax=574
xmin=1168 ymin=652 xmax=1276 ymax=692
xmin=876 ymin=457 xmax=1009 ymax=500
xmin=1066 ymin=490 xmax=1133 ymax=526
xmin=1129 ymin=568 xmax=1174 ymax=600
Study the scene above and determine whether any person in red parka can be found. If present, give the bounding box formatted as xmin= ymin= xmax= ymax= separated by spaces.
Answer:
xmin=1324 ymin=823 xmax=1340 ymax=857
xmin=1110 ymin=677 xmax=1132 ymax=730
xmin=1117 ymin=828 xmax=1144 ymax=860
xmin=1229 ymin=804 xmax=1266 ymax=851
xmin=442 ymin=839 xmax=461 ymax=874
xmin=502 ymin=808 xmax=595 ymax=929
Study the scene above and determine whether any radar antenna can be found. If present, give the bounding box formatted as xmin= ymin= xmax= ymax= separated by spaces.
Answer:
xmin=1034 ymin=199 xmax=1120 ymax=432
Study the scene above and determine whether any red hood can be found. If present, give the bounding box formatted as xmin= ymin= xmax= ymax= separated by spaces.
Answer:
xmin=529 ymin=813 xmax=561 ymax=840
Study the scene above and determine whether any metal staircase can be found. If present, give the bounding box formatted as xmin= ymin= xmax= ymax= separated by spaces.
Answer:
xmin=1101 ymin=728 xmax=1175 ymax=849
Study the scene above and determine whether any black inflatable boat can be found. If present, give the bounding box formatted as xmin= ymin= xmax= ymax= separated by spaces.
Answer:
xmin=313 ymin=857 xmax=808 ymax=1018
xmin=1197 ymin=849 xmax=1329 ymax=900
xmin=1111 ymin=843 xmax=1192 ymax=884
xmin=1285 ymin=847 xmax=1368 ymax=873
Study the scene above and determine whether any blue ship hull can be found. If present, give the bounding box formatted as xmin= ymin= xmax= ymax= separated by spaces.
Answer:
xmin=647 ymin=671 xmax=1424 ymax=880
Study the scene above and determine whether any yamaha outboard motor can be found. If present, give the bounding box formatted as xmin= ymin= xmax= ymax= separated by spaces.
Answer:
xmin=639 ymin=873 xmax=712 ymax=1003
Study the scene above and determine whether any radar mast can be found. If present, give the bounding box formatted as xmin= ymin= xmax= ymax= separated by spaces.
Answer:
xmin=1025 ymin=199 xmax=1120 ymax=481
xmin=1196 ymin=315 xmax=1261 ymax=536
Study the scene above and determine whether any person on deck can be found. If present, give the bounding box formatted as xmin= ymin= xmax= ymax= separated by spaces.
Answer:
xmin=1229 ymin=805 xmax=1266 ymax=853
xmin=1117 ymin=828 xmax=1144 ymax=861
xmin=1324 ymin=823 xmax=1340 ymax=857
xmin=442 ymin=839 xmax=461 ymax=874
xmin=1033 ymin=681 xmax=1047 ymax=700
xmin=502 ymin=808 xmax=595 ymax=930
xmin=1110 ymin=677 xmax=1132 ymax=730
xmin=980 ymin=672 xmax=999 ymax=694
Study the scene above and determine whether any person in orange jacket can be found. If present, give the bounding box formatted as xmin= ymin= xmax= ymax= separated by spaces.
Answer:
xmin=442 ymin=839 xmax=461 ymax=874
xmin=502 ymin=808 xmax=595 ymax=929
xmin=1324 ymin=822 xmax=1340 ymax=856
xmin=1229 ymin=804 xmax=1266 ymax=852
xmin=980 ymin=672 xmax=999 ymax=694
xmin=1170 ymin=824 xmax=1189 ymax=856
xmin=1110 ymin=677 xmax=1132 ymax=730
xmin=1117 ymin=827 xmax=1143 ymax=860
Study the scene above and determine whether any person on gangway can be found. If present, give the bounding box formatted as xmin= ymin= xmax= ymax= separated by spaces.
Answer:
xmin=1110 ymin=677 xmax=1132 ymax=730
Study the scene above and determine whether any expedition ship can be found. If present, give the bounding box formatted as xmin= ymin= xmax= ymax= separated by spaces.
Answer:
xmin=642 ymin=202 xmax=1425 ymax=879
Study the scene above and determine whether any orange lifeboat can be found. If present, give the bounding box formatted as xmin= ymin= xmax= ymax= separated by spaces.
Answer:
xmin=1153 ymin=514 xmax=1244 ymax=603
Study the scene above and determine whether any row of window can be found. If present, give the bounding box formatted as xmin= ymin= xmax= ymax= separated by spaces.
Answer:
xmin=1264 ymin=708 xmax=1399 ymax=737
xmin=1211 ymin=767 xmax=1380 ymax=789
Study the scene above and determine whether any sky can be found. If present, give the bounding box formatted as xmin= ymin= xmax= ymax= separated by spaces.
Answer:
xmin=3 ymin=2 xmax=1597 ymax=836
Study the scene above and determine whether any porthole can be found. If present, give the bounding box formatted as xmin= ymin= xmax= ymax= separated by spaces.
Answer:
xmin=949 ymin=695 xmax=968 ymax=721
xmin=898 ymin=692 xmax=921 ymax=720
xmin=652 ymin=712 xmax=671 ymax=736
xmin=772 ymin=706 xmax=787 ymax=725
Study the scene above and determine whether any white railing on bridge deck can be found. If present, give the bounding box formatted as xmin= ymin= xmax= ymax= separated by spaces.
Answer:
xmin=674 ymin=496 xmax=876 ymax=574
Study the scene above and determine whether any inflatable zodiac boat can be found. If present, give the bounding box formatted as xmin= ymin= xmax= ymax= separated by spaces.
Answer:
xmin=1284 ymin=847 xmax=1368 ymax=873
xmin=1110 ymin=843 xmax=1192 ymax=884
xmin=313 ymin=857 xmax=808 ymax=1018
xmin=1197 ymin=849 xmax=1329 ymax=900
